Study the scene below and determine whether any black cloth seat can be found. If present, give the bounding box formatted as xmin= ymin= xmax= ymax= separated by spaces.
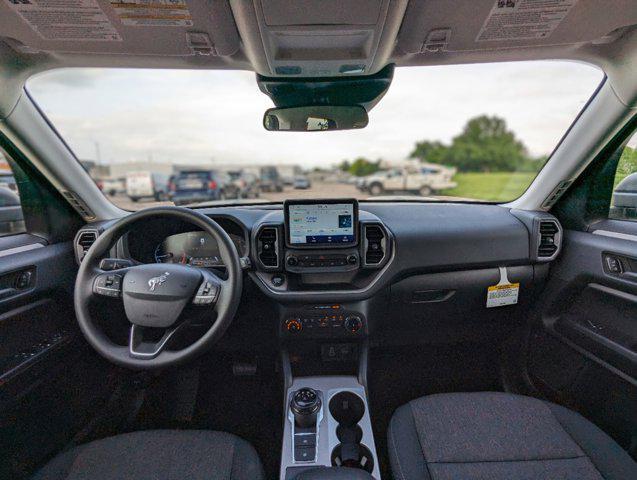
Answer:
xmin=32 ymin=430 xmax=264 ymax=480
xmin=388 ymin=392 xmax=637 ymax=480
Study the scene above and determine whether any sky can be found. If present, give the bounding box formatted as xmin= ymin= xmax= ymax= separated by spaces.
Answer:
xmin=26 ymin=60 xmax=604 ymax=169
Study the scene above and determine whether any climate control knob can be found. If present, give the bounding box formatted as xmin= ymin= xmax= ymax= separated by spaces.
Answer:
xmin=344 ymin=315 xmax=363 ymax=333
xmin=287 ymin=256 xmax=298 ymax=267
xmin=285 ymin=318 xmax=302 ymax=333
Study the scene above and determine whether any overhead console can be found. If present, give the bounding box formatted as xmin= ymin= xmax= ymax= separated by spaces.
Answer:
xmin=251 ymin=199 xmax=392 ymax=299
xmin=230 ymin=0 xmax=408 ymax=78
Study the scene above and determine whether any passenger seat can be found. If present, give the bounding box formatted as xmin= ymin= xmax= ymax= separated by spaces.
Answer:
xmin=388 ymin=392 xmax=637 ymax=480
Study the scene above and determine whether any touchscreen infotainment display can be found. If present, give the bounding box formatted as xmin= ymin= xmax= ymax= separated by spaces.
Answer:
xmin=286 ymin=200 xmax=358 ymax=246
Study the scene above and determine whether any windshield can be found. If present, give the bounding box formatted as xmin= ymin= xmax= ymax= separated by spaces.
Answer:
xmin=27 ymin=61 xmax=602 ymax=209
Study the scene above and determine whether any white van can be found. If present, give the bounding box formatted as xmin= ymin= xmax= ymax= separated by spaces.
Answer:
xmin=125 ymin=171 xmax=169 ymax=202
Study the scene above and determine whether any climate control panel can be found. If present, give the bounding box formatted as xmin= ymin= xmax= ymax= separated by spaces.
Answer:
xmin=282 ymin=305 xmax=365 ymax=337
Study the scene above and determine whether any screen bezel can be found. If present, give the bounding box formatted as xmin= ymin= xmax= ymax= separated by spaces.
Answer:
xmin=284 ymin=198 xmax=359 ymax=249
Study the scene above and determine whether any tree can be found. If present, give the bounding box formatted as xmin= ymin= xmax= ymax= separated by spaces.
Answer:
xmin=446 ymin=115 xmax=528 ymax=172
xmin=409 ymin=140 xmax=449 ymax=165
xmin=338 ymin=160 xmax=351 ymax=172
xmin=348 ymin=157 xmax=381 ymax=177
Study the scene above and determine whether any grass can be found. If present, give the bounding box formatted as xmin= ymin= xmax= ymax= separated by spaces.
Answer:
xmin=441 ymin=172 xmax=538 ymax=202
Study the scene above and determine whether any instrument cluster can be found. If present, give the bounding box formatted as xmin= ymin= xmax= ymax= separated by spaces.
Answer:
xmin=154 ymin=231 xmax=246 ymax=267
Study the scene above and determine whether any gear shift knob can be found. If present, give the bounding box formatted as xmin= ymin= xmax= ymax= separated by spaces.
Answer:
xmin=290 ymin=388 xmax=321 ymax=428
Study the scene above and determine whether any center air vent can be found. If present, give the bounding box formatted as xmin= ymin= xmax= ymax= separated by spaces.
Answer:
xmin=537 ymin=221 xmax=560 ymax=258
xmin=364 ymin=224 xmax=386 ymax=265
xmin=257 ymin=226 xmax=279 ymax=268
xmin=75 ymin=229 xmax=98 ymax=263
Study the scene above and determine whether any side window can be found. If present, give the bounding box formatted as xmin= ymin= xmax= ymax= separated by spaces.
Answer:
xmin=609 ymin=131 xmax=637 ymax=221
xmin=0 ymin=149 xmax=26 ymax=236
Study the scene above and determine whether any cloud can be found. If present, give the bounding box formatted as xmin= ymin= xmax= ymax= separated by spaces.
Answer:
xmin=26 ymin=61 xmax=603 ymax=168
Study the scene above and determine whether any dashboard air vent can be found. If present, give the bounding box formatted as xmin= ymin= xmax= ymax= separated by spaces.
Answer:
xmin=257 ymin=227 xmax=279 ymax=268
xmin=75 ymin=230 xmax=98 ymax=263
xmin=364 ymin=224 xmax=385 ymax=265
xmin=538 ymin=221 xmax=559 ymax=258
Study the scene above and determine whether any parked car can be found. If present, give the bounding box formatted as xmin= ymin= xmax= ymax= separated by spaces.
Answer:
xmin=0 ymin=171 xmax=17 ymax=193
xmin=125 ymin=171 xmax=170 ymax=201
xmin=293 ymin=176 xmax=311 ymax=189
xmin=361 ymin=164 xmax=457 ymax=196
xmin=0 ymin=187 xmax=24 ymax=235
xmin=169 ymin=170 xmax=239 ymax=206
xmin=259 ymin=166 xmax=283 ymax=192
xmin=97 ymin=177 xmax=126 ymax=196
xmin=611 ymin=172 xmax=637 ymax=219
xmin=228 ymin=170 xmax=260 ymax=198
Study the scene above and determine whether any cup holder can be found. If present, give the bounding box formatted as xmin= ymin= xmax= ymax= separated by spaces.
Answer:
xmin=329 ymin=392 xmax=372 ymax=472
xmin=331 ymin=443 xmax=374 ymax=473
xmin=336 ymin=424 xmax=363 ymax=444
xmin=329 ymin=391 xmax=365 ymax=426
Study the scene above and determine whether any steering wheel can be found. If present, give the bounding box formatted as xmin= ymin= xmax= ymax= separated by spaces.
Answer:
xmin=74 ymin=207 xmax=242 ymax=370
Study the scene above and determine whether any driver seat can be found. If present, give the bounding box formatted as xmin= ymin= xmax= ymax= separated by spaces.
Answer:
xmin=32 ymin=430 xmax=264 ymax=480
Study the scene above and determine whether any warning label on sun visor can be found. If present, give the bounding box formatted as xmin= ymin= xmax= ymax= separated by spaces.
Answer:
xmin=476 ymin=0 xmax=578 ymax=42
xmin=110 ymin=0 xmax=193 ymax=27
xmin=5 ymin=0 xmax=121 ymax=41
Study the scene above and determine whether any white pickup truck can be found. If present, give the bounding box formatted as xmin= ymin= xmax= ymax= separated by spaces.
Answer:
xmin=359 ymin=164 xmax=457 ymax=197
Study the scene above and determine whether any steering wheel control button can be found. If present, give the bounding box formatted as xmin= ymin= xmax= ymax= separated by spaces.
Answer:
xmin=99 ymin=258 xmax=134 ymax=271
xmin=193 ymin=280 xmax=220 ymax=305
xmin=93 ymin=274 xmax=122 ymax=297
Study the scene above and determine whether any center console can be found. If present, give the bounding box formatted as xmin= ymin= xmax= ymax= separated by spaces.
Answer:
xmin=248 ymin=199 xmax=389 ymax=479
xmin=281 ymin=376 xmax=381 ymax=480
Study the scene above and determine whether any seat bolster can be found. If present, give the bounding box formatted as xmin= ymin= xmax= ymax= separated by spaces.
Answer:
xmin=32 ymin=430 xmax=264 ymax=480
xmin=548 ymin=403 xmax=637 ymax=480
xmin=387 ymin=403 xmax=431 ymax=480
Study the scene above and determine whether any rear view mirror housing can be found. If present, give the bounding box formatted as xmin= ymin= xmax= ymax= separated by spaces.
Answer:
xmin=263 ymin=105 xmax=368 ymax=132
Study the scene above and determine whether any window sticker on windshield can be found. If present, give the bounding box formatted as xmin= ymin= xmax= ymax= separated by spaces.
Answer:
xmin=486 ymin=267 xmax=519 ymax=308
xmin=110 ymin=0 xmax=193 ymax=27
xmin=6 ymin=0 xmax=121 ymax=41
xmin=476 ymin=0 xmax=579 ymax=42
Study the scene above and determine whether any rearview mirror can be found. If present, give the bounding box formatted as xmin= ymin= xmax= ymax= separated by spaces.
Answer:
xmin=263 ymin=105 xmax=368 ymax=132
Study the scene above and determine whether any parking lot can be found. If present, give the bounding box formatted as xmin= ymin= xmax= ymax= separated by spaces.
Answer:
xmin=108 ymin=181 xmax=368 ymax=210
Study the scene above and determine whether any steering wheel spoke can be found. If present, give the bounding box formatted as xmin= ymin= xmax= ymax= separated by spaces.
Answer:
xmin=129 ymin=323 xmax=184 ymax=359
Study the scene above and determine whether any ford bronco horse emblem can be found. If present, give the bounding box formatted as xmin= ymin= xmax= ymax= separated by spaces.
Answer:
xmin=148 ymin=272 xmax=170 ymax=291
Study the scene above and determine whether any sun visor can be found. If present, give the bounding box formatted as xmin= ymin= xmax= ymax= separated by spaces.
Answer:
xmin=398 ymin=0 xmax=637 ymax=54
xmin=0 ymin=0 xmax=239 ymax=57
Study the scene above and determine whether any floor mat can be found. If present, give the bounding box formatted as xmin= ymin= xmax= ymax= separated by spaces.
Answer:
xmin=193 ymin=354 xmax=284 ymax=479
xmin=368 ymin=343 xmax=503 ymax=479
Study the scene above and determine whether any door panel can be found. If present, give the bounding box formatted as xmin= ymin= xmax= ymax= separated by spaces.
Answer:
xmin=529 ymin=227 xmax=637 ymax=457
xmin=0 ymin=235 xmax=113 ymax=478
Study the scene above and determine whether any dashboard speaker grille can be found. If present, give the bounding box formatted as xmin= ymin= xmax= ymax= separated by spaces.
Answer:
xmin=538 ymin=220 xmax=559 ymax=257
xmin=257 ymin=227 xmax=279 ymax=268
xmin=364 ymin=224 xmax=385 ymax=265
xmin=62 ymin=191 xmax=95 ymax=220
